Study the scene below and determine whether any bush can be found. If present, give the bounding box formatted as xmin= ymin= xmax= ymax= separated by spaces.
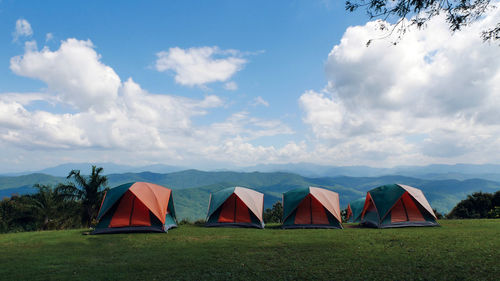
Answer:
xmin=341 ymin=209 xmax=348 ymax=223
xmin=193 ymin=219 xmax=206 ymax=225
xmin=447 ymin=191 xmax=499 ymax=219
xmin=178 ymin=218 xmax=192 ymax=225
xmin=263 ymin=201 xmax=283 ymax=223
xmin=433 ymin=209 xmax=444 ymax=220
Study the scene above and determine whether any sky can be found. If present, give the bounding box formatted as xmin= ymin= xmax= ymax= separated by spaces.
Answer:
xmin=1 ymin=0 xmax=500 ymax=173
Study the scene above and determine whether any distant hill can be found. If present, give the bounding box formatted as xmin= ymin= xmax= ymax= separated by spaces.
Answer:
xmin=0 ymin=162 xmax=185 ymax=177
xmin=241 ymin=163 xmax=500 ymax=181
xmin=5 ymin=162 xmax=500 ymax=181
xmin=0 ymin=173 xmax=63 ymax=190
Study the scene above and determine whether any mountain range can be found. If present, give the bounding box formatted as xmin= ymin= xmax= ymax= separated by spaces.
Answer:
xmin=4 ymin=162 xmax=500 ymax=181
xmin=1 ymin=168 xmax=499 ymax=220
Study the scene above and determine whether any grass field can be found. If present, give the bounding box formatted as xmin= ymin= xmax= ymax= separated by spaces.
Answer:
xmin=0 ymin=220 xmax=498 ymax=280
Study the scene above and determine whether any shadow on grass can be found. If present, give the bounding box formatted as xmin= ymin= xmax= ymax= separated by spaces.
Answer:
xmin=264 ymin=224 xmax=284 ymax=230
xmin=343 ymin=224 xmax=364 ymax=228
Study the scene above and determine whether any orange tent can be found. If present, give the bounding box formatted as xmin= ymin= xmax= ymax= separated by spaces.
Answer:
xmin=93 ymin=182 xmax=177 ymax=234
xmin=206 ymin=187 xmax=264 ymax=228
xmin=283 ymin=186 xmax=343 ymax=229
xmin=361 ymin=184 xmax=438 ymax=228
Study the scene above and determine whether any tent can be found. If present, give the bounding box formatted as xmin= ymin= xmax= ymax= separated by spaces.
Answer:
xmin=206 ymin=187 xmax=264 ymax=229
xmin=93 ymin=182 xmax=177 ymax=234
xmin=360 ymin=184 xmax=438 ymax=228
xmin=282 ymin=186 xmax=342 ymax=229
xmin=346 ymin=197 xmax=365 ymax=223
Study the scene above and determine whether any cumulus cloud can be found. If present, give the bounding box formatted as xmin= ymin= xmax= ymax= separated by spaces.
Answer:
xmin=10 ymin=39 xmax=121 ymax=112
xmin=300 ymin=9 xmax=500 ymax=164
xmin=13 ymin=19 xmax=33 ymax=41
xmin=0 ymin=36 xmax=296 ymax=170
xmin=0 ymin=79 xmax=224 ymax=151
xmin=155 ymin=46 xmax=247 ymax=86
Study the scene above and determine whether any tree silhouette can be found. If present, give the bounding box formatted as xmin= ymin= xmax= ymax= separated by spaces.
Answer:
xmin=346 ymin=0 xmax=499 ymax=45
xmin=58 ymin=166 xmax=108 ymax=228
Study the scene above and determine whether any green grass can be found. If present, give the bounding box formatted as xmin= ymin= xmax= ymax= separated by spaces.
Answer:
xmin=0 ymin=220 xmax=498 ymax=280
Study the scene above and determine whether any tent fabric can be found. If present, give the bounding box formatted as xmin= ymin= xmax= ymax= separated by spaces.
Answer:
xmin=283 ymin=187 xmax=310 ymax=220
xmin=93 ymin=182 xmax=177 ymax=234
xmin=360 ymin=184 xmax=438 ymax=228
xmin=205 ymin=186 xmax=264 ymax=229
xmin=367 ymin=184 xmax=406 ymax=220
xmin=283 ymin=186 xmax=343 ymax=229
xmin=206 ymin=187 xmax=236 ymax=220
xmin=346 ymin=197 xmax=365 ymax=223
xmin=96 ymin=182 xmax=134 ymax=221
xmin=398 ymin=184 xmax=437 ymax=219
xmin=294 ymin=194 xmax=329 ymax=224
xmin=309 ymin=187 xmax=342 ymax=223
xmin=234 ymin=187 xmax=264 ymax=222
xmin=218 ymin=193 xmax=252 ymax=223
xmin=129 ymin=182 xmax=172 ymax=223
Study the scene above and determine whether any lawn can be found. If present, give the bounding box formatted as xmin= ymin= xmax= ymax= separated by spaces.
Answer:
xmin=0 ymin=220 xmax=498 ymax=280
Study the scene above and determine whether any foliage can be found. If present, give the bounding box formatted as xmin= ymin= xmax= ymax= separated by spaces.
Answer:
xmin=178 ymin=218 xmax=192 ymax=225
xmin=0 ymin=185 xmax=81 ymax=233
xmin=263 ymin=201 xmax=283 ymax=223
xmin=433 ymin=208 xmax=444 ymax=219
xmin=488 ymin=206 xmax=500 ymax=218
xmin=58 ymin=165 xmax=108 ymax=227
xmin=341 ymin=208 xmax=348 ymax=222
xmin=345 ymin=0 xmax=499 ymax=45
xmin=447 ymin=191 xmax=499 ymax=218
xmin=0 ymin=220 xmax=498 ymax=280
xmin=27 ymin=184 xmax=80 ymax=230
xmin=0 ymin=195 xmax=37 ymax=233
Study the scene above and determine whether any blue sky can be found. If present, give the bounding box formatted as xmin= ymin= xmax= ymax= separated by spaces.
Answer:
xmin=1 ymin=1 xmax=500 ymax=172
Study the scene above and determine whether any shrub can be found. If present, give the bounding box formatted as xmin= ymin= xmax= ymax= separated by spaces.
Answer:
xmin=263 ymin=201 xmax=283 ymax=223
xmin=447 ymin=191 xmax=498 ymax=219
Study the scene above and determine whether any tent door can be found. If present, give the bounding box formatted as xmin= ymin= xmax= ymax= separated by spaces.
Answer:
xmin=109 ymin=191 xmax=151 ymax=227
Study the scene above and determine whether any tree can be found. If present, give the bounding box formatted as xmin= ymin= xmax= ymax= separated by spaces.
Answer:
xmin=346 ymin=0 xmax=499 ymax=45
xmin=0 ymin=195 xmax=38 ymax=232
xmin=432 ymin=208 xmax=444 ymax=219
xmin=263 ymin=201 xmax=283 ymax=223
xmin=27 ymin=184 xmax=81 ymax=230
xmin=341 ymin=208 xmax=349 ymax=223
xmin=28 ymin=184 xmax=63 ymax=230
xmin=447 ymin=191 xmax=495 ymax=219
xmin=58 ymin=166 xmax=108 ymax=228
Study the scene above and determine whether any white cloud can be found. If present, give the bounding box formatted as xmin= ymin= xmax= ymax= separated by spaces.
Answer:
xmin=224 ymin=81 xmax=238 ymax=91
xmin=155 ymin=46 xmax=247 ymax=86
xmin=299 ymin=9 xmax=500 ymax=164
xmin=252 ymin=96 xmax=269 ymax=107
xmin=45 ymin=33 xmax=54 ymax=42
xmin=0 ymin=37 xmax=296 ymax=171
xmin=201 ymin=111 xmax=293 ymax=143
xmin=13 ymin=19 xmax=33 ymax=41
xmin=10 ymin=39 xmax=121 ymax=112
